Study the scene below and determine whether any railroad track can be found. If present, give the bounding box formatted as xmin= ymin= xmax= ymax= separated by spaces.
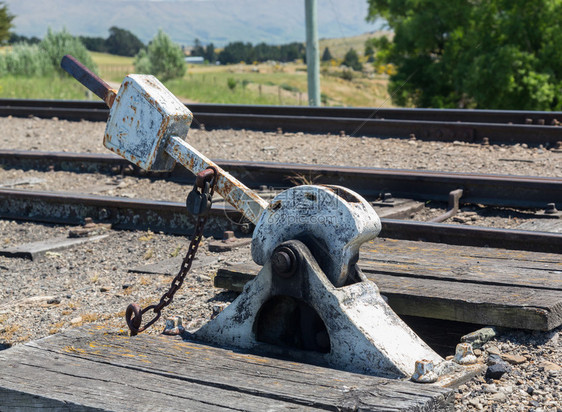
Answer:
xmin=1 ymin=99 xmax=562 ymax=145
xmin=1 ymin=150 xmax=561 ymax=253
xmin=1 ymin=188 xmax=561 ymax=253
xmin=2 ymin=150 xmax=560 ymax=209
xmin=1 ymin=102 xmax=561 ymax=411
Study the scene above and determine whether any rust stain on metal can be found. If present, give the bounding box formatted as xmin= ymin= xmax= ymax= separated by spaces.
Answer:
xmin=141 ymin=89 xmax=165 ymax=117
xmin=104 ymin=89 xmax=117 ymax=108
xmin=270 ymin=200 xmax=282 ymax=211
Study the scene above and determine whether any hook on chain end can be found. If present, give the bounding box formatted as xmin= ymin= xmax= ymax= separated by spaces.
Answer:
xmin=125 ymin=303 xmax=160 ymax=336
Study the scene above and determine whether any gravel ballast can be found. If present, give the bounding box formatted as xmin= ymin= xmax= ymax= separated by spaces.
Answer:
xmin=0 ymin=116 xmax=561 ymax=177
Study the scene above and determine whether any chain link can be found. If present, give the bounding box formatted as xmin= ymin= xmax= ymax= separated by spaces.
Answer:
xmin=126 ymin=167 xmax=218 ymax=336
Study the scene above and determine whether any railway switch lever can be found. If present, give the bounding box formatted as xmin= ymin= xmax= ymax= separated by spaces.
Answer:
xmin=62 ymin=55 xmax=481 ymax=382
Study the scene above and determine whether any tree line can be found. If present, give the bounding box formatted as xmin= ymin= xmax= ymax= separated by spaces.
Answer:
xmin=191 ymin=41 xmax=306 ymax=64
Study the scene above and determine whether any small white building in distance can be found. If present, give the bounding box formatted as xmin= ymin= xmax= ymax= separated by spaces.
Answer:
xmin=185 ymin=56 xmax=205 ymax=64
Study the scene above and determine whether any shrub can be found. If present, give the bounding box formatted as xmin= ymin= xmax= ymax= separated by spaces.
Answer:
xmin=40 ymin=28 xmax=96 ymax=75
xmin=343 ymin=48 xmax=362 ymax=72
xmin=134 ymin=30 xmax=186 ymax=81
xmin=2 ymin=43 xmax=49 ymax=76
xmin=227 ymin=77 xmax=237 ymax=90
xmin=0 ymin=28 xmax=96 ymax=77
xmin=341 ymin=69 xmax=354 ymax=81
xmin=280 ymin=83 xmax=299 ymax=92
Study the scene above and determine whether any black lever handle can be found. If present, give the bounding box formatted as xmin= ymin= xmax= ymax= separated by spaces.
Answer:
xmin=61 ymin=54 xmax=117 ymax=107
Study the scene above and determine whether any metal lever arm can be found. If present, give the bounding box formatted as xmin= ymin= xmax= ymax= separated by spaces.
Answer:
xmin=166 ymin=136 xmax=268 ymax=225
xmin=61 ymin=54 xmax=118 ymax=107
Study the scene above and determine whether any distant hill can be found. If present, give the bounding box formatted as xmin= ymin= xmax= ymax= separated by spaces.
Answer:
xmin=4 ymin=0 xmax=385 ymax=47
xmin=319 ymin=31 xmax=392 ymax=60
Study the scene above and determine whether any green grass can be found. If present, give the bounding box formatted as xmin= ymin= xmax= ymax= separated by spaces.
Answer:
xmin=90 ymin=51 xmax=134 ymax=82
xmin=165 ymin=71 xmax=302 ymax=105
xmin=0 ymin=75 xmax=96 ymax=100
xmin=89 ymin=52 xmax=134 ymax=66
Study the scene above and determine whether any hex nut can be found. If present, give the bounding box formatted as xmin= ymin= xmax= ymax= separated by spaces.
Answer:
xmin=411 ymin=359 xmax=438 ymax=383
xmin=454 ymin=342 xmax=477 ymax=365
xmin=163 ymin=316 xmax=184 ymax=335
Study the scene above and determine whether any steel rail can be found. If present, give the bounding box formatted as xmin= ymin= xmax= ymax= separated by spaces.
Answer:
xmin=1 ymin=150 xmax=560 ymax=210
xmin=1 ymin=99 xmax=561 ymax=145
xmin=1 ymin=98 xmax=561 ymax=125
xmin=0 ymin=188 xmax=560 ymax=253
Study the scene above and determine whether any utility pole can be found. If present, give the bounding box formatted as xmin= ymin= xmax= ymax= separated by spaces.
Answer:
xmin=305 ymin=0 xmax=320 ymax=106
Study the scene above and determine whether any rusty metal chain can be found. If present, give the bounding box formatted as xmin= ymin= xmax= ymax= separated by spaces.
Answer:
xmin=125 ymin=167 xmax=218 ymax=336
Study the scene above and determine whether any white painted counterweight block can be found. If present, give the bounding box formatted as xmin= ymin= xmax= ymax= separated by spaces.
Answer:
xmin=103 ymin=74 xmax=193 ymax=172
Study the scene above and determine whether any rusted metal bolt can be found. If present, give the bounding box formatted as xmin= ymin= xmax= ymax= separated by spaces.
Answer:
xmin=411 ymin=359 xmax=438 ymax=383
xmin=222 ymin=230 xmax=236 ymax=242
xmin=211 ymin=303 xmax=228 ymax=319
xmin=382 ymin=192 xmax=394 ymax=204
xmin=271 ymin=246 xmax=297 ymax=278
xmin=163 ymin=316 xmax=184 ymax=336
xmin=545 ymin=203 xmax=559 ymax=214
xmin=454 ymin=342 xmax=477 ymax=365
xmin=99 ymin=208 xmax=110 ymax=220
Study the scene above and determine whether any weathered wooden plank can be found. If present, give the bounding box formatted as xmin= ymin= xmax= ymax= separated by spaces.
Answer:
xmin=370 ymin=238 xmax=562 ymax=263
xmin=517 ymin=219 xmax=562 ymax=233
xmin=0 ymin=234 xmax=109 ymax=260
xmin=215 ymin=260 xmax=562 ymax=330
xmin=0 ymin=345 xmax=305 ymax=411
xmin=0 ymin=177 xmax=46 ymax=188
xmin=373 ymin=274 xmax=562 ymax=331
xmin=361 ymin=239 xmax=562 ymax=291
xmin=373 ymin=199 xmax=424 ymax=219
xmin=0 ymin=327 xmax=453 ymax=411
xmin=214 ymin=262 xmax=258 ymax=291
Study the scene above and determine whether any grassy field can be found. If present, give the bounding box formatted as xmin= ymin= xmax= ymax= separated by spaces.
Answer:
xmin=90 ymin=52 xmax=134 ymax=82
xmin=1 ymin=46 xmax=393 ymax=107
xmin=166 ymin=63 xmax=392 ymax=107
xmin=0 ymin=75 xmax=96 ymax=100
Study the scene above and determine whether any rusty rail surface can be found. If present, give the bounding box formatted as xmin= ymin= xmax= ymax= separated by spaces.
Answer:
xmin=2 ymin=98 xmax=561 ymax=125
xmin=0 ymin=188 xmax=560 ymax=253
xmin=1 ymin=99 xmax=561 ymax=145
xmin=1 ymin=150 xmax=560 ymax=210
